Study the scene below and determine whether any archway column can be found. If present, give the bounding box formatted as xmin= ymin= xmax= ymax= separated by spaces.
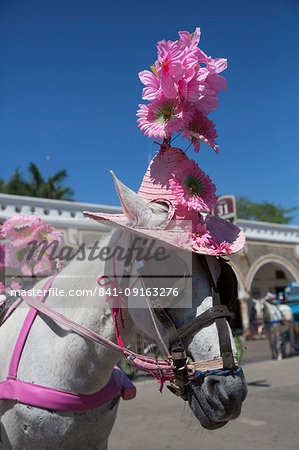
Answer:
xmin=238 ymin=291 xmax=250 ymax=338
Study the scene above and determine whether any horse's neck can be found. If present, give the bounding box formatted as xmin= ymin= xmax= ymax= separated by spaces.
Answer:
xmin=15 ymin=231 xmax=137 ymax=394
xmin=264 ymin=301 xmax=281 ymax=322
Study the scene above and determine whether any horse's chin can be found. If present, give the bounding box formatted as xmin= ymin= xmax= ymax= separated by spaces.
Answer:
xmin=187 ymin=374 xmax=247 ymax=430
xmin=188 ymin=391 xmax=228 ymax=430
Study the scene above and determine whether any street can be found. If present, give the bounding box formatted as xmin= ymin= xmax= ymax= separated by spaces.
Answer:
xmin=109 ymin=339 xmax=299 ymax=450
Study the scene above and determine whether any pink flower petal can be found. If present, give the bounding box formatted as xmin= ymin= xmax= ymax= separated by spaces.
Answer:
xmin=169 ymin=159 xmax=217 ymax=212
xmin=182 ymin=111 xmax=219 ymax=154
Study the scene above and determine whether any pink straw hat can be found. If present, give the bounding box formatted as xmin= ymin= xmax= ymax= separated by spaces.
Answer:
xmin=84 ymin=145 xmax=245 ymax=256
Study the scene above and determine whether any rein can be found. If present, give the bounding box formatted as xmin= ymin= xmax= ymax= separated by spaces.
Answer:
xmin=20 ymin=291 xmax=240 ymax=388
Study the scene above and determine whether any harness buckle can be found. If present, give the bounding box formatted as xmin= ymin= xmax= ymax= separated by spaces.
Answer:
xmin=169 ymin=351 xmax=188 ymax=373
xmin=171 ymin=349 xmax=187 ymax=362
xmin=167 ymin=379 xmax=188 ymax=401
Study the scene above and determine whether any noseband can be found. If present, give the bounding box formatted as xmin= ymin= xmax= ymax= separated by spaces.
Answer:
xmin=136 ymin=254 xmax=240 ymax=399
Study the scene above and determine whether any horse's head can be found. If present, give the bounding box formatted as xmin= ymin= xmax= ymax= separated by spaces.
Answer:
xmin=125 ymin=249 xmax=247 ymax=429
xmin=98 ymin=173 xmax=247 ymax=430
xmin=261 ymin=294 xmax=282 ymax=324
xmin=253 ymin=298 xmax=264 ymax=321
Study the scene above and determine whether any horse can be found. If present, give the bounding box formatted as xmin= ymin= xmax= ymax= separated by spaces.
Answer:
xmin=0 ymin=178 xmax=247 ymax=450
xmin=254 ymin=295 xmax=295 ymax=359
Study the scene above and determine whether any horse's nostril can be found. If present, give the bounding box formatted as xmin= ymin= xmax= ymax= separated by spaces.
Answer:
xmin=205 ymin=376 xmax=223 ymax=400
xmin=206 ymin=377 xmax=219 ymax=391
xmin=204 ymin=375 xmax=247 ymax=410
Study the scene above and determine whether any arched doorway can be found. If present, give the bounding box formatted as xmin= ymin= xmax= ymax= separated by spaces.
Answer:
xmin=241 ymin=255 xmax=298 ymax=337
xmin=246 ymin=255 xmax=298 ymax=299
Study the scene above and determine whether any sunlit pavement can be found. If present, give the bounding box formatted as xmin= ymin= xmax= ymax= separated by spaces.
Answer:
xmin=109 ymin=340 xmax=299 ymax=450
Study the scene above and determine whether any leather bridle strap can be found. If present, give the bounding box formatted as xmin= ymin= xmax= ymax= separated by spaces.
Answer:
xmin=152 ymin=306 xmax=187 ymax=369
xmin=176 ymin=305 xmax=231 ymax=340
xmin=137 ymin=261 xmax=187 ymax=370
xmin=198 ymin=256 xmax=235 ymax=370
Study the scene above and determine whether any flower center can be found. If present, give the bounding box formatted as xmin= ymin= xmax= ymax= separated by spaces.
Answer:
xmin=163 ymin=109 xmax=171 ymax=119
xmin=194 ymin=231 xmax=200 ymax=237
xmin=184 ymin=175 xmax=204 ymax=197
xmin=162 ymin=59 xmax=168 ymax=69
xmin=153 ymin=101 xmax=177 ymax=124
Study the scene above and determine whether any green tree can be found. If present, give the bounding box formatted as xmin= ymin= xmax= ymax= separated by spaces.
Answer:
xmin=0 ymin=163 xmax=74 ymax=200
xmin=236 ymin=196 xmax=297 ymax=224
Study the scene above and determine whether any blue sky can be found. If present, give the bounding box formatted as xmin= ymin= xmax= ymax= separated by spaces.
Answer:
xmin=1 ymin=0 xmax=299 ymax=224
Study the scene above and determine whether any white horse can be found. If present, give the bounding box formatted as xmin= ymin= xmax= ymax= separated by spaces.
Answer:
xmin=254 ymin=296 xmax=295 ymax=360
xmin=0 ymin=182 xmax=247 ymax=449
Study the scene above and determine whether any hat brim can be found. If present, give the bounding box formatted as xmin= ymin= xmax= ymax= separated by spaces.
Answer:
xmin=83 ymin=210 xmax=245 ymax=256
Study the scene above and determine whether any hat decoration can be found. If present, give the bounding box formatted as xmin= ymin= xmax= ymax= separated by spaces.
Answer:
xmin=84 ymin=27 xmax=245 ymax=256
xmin=169 ymin=159 xmax=217 ymax=212
xmin=137 ymin=26 xmax=227 ymax=152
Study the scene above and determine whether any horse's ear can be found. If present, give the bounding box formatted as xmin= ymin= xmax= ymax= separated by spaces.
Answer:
xmin=110 ymin=171 xmax=153 ymax=226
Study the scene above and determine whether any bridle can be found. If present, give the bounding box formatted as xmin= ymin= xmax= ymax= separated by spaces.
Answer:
xmin=135 ymin=252 xmax=240 ymax=399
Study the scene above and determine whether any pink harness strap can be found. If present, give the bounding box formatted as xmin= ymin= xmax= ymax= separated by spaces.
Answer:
xmin=97 ymin=230 xmax=140 ymax=348
xmin=8 ymin=276 xmax=56 ymax=378
xmin=0 ymin=367 xmax=135 ymax=411
xmin=0 ymin=276 xmax=136 ymax=410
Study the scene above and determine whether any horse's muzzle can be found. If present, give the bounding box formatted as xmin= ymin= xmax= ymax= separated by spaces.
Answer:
xmin=187 ymin=372 xmax=248 ymax=429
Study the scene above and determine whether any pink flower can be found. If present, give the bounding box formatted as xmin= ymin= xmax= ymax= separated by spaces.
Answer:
xmin=1 ymin=216 xmax=62 ymax=253
xmin=156 ymin=40 xmax=185 ymax=99
xmin=173 ymin=225 xmax=193 ymax=250
xmin=206 ymin=236 xmax=232 ymax=255
xmin=192 ymin=222 xmax=211 ymax=248
xmin=1 ymin=215 xmax=63 ymax=276
xmin=137 ymin=27 xmax=228 ymax=140
xmin=0 ymin=224 xmax=5 ymax=238
xmin=178 ymin=27 xmax=201 ymax=50
xmin=178 ymin=28 xmax=211 ymax=70
xmin=194 ymin=73 xmax=228 ymax=115
xmin=182 ymin=111 xmax=219 ymax=153
xmin=21 ymin=238 xmax=59 ymax=277
xmin=56 ymin=259 xmax=66 ymax=271
xmin=0 ymin=244 xmax=5 ymax=272
xmin=0 ymin=281 xmax=5 ymax=295
xmin=1 ymin=215 xmax=42 ymax=247
xmin=5 ymin=241 xmax=54 ymax=276
xmin=178 ymin=66 xmax=208 ymax=103
xmin=21 ymin=256 xmax=54 ymax=277
xmin=206 ymin=58 xmax=228 ymax=75
xmin=137 ymin=97 xmax=191 ymax=140
xmin=10 ymin=280 xmax=21 ymax=291
xmin=194 ymin=89 xmax=219 ymax=115
xmin=4 ymin=243 xmax=25 ymax=269
xmin=138 ymin=69 xmax=161 ymax=101
xmin=205 ymin=73 xmax=228 ymax=93
xmin=34 ymin=222 xmax=62 ymax=246
xmin=169 ymin=159 xmax=217 ymax=212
